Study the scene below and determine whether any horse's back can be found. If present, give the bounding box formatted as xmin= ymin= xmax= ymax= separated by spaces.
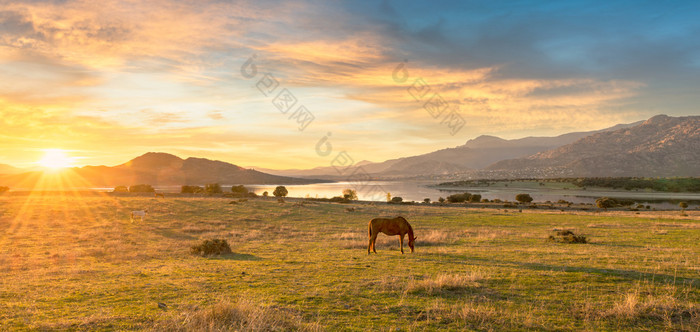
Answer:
xmin=369 ymin=217 xmax=408 ymax=235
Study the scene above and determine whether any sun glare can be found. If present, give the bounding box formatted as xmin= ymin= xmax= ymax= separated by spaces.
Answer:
xmin=38 ymin=149 xmax=75 ymax=170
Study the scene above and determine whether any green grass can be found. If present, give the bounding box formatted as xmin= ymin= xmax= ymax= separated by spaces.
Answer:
xmin=0 ymin=193 xmax=698 ymax=330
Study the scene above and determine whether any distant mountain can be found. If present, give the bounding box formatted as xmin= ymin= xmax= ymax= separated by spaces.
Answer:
xmin=0 ymin=164 xmax=22 ymax=175
xmin=257 ymin=120 xmax=642 ymax=179
xmin=0 ymin=152 xmax=329 ymax=188
xmin=488 ymin=115 xmax=700 ymax=177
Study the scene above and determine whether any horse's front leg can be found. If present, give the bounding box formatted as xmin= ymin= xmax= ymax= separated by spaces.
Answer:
xmin=399 ymin=234 xmax=404 ymax=254
xmin=370 ymin=233 xmax=378 ymax=254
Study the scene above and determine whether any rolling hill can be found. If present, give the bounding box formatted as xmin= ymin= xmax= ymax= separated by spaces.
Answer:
xmin=0 ymin=152 xmax=329 ymax=188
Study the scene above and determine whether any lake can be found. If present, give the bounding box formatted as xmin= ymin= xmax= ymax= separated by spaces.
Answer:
xmin=92 ymin=180 xmax=700 ymax=209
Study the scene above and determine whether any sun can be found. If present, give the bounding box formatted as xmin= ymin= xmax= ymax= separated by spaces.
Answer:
xmin=38 ymin=149 xmax=75 ymax=170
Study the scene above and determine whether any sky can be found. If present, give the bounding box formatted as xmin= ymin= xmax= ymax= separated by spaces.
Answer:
xmin=1 ymin=0 xmax=699 ymax=169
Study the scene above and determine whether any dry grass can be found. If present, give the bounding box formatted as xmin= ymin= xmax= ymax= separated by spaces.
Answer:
xmin=602 ymin=291 xmax=700 ymax=329
xmin=406 ymin=272 xmax=485 ymax=295
xmin=151 ymin=296 xmax=320 ymax=331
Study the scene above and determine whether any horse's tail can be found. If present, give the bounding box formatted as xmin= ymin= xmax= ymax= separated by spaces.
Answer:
xmin=368 ymin=220 xmax=372 ymax=237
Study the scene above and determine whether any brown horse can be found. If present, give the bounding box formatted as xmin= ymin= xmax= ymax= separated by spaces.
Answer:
xmin=368 ymin=216 xmax=416 ymax=254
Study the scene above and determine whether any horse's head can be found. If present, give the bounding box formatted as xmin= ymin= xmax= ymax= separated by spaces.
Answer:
xmin=408 ymin=236 xmax=416 ymax=253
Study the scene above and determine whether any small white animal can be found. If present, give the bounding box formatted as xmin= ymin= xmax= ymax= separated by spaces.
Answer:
xmin=130 ymin=209 xmax=148 ymax=223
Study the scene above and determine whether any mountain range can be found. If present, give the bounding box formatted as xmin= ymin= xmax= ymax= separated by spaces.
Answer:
xmin=1 ymin=114 xmax=697 ymax=186
xmin=0 ymin=153 xmax=328 ymax=188
xmin=253 ymin=120 xmax=645 ymax=179
xmin=488 ymin=115 xmax=700 ymax=177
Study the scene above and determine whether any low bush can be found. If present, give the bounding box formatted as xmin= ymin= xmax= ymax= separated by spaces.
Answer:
xmin=191 ymin=239 xmax=232 ymax=256
xmin=548 ymin=230 xmax=587 ymax=244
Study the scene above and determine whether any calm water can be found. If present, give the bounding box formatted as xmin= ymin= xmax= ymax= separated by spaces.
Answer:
xmin=141 ymin=180 xmax=699 ymax=209
xmin=82 ymin=180 xmax=699 ymax=209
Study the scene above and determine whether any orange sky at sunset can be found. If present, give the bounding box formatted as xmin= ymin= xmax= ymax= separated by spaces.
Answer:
xmin=1 ymin=0 xmax=699 ymax=169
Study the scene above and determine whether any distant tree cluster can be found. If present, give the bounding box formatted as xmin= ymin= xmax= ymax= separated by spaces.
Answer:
xmin=594 ymin=197 xmax=635 ymax=210
xmin=205 ymin=183 xmax=222 ymax=194
xmin=231 ymin=185 xmax=249 ymax=197
xmin=0 ymin=186 xmax=9 ymax=194
xmin=572 ymin=177 xmax=700 ymax=192
xmin=113 ymin=186 xmax=129 ymax=193
xmin=181 ymin=185 xmax=205 ymax=194
xmin=447 ymin=192 xmax=472 ymax=203
xmin=129 ymin=184 xmax=155 ymax=193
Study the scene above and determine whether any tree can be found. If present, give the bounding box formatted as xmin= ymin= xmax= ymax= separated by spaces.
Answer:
xmin=342 ymin=189 xmax=358 ymax=200
xmin=438 ymin=197 xmax=445 ymax=203
xmin=515 ymin=193 xmax=533 ymax=204
xmin=273 ymin=186 xmax=288 ymax=197
xmin=231 ymin=185 xmax=249 ymax=196
xmin=113 ymin=185 xmax=129 ymax=193
xmin=386 ymin=192 xmax=392 ymax=202
xmin=447 ymin=193 xmax=471 ymax=203
xmin=129 ymin=184 xmax=155 ymax=193
xmin=262 ymin=191 xmax=269 ymax=197
xmin=205 ymin=183 xmax=222 ymax=194
xmin=0 ymin=186 xmax=9 ymax=194
xmin=679 ymin=202 xmax=688 ymax=209
xmin=390 ymin=196 xmax=403 ymax=204
xmin=423 ymin=198 xmax=431 ymax=204
xmin=469 ymin=194 xmax=482 ymax=203
xmin=595 ymin=197 xmax=616 ymax=210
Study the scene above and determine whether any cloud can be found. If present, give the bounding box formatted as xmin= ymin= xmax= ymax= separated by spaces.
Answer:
xmin=1 ymin=0 xmax=697 ymax=168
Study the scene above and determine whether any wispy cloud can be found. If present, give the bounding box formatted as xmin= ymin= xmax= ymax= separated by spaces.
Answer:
xmin=0 ymin=0 xmax=698 ymax=168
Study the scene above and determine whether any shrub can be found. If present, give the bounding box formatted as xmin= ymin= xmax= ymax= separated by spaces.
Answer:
xmin=181 ymin=185 xmax=204 ymax=194
xmin=390 ymin=196 xmax=403 ymax=204
xmin=595 ymin=197 xmax=617 ymax=210
xmin=342 ymin=189 xmax=358 ymax=200
xmin=515 ymin=193 xmax=533 ymax=203
xmin=231 ymin=185 xmax=249 ymax=196
xmin=273 ymin=186 xmax=288 ymax=198
xmin=447 ymin=193 xmax=471 ymax=203
xmin=205 ymin=183 xmax=223 ymax=194
xmin=112 ymin=186 xmax=128 ymax=193
xmin=191 ymin=239 xmax=232 ymax=256
xmin=0 ymin=186 xmax=8 ymax=194
xmin=129 ymin=184 xmax=155 ymax=193
xmin=679 ymin=202 xmax=688 ymax=209
xmin=438 ymin=197 xmax=445 ymax=203
xmin=469 ymin=194 xmax=482 ymax=203
xmin=548 ymin=230 xmax=587 ymax=244
xmin=247 ymin=192 xmax=258 ymax=198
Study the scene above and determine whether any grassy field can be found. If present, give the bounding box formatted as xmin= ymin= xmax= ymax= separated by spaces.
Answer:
xmin=0 ymin=193 xmax=698 ymax=331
